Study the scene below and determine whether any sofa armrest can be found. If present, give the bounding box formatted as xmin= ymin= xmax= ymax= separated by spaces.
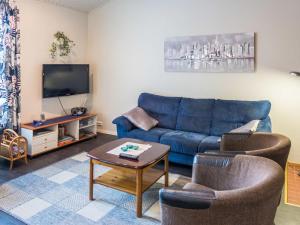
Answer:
xmin=159 ymin=188 xmax=215 ymax=210
xmin=257 ymin=117 xmax=272 ymax=132
xmin=112 ymin=116 xmax=134 ymax=131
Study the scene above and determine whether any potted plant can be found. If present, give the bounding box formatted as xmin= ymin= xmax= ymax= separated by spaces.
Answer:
xmin=49 ymin=31 xmax=75 ymax=59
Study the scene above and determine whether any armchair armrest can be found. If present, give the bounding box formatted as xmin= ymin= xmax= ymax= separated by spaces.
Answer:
xmin=159 ymin=188 xmax=215 ymax=210
xmin=112 ymin=116 xmax=134 ymax=131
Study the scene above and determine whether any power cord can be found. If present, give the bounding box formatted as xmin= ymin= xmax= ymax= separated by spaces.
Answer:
xmin=58 ymin=97 xmax=68 ymax=115
xmin=81 ymin=94 xmax=88 ymax=108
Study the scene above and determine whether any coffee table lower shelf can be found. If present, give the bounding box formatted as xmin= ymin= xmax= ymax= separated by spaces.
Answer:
xmin=89 ymin=153 xmax=169 ymax=218
xmin=94 ymin=168 xmax=165 ymax=195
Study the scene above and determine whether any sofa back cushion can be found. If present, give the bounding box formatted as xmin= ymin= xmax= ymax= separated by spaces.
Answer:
xmin=211 ymin=99 xmax=271 ymax=136
xmin=176 ymin=98 xmax=215 ymax=135
xmin=138 ymin=93 xmax=181 ymax=129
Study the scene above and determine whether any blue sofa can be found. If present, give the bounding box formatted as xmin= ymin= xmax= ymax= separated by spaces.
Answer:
xmin=113 ymin=93 xmax=272 ymax=166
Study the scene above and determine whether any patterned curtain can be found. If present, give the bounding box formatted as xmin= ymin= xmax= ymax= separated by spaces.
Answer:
xmin=0 ymin=0 xmax=21 ymax=132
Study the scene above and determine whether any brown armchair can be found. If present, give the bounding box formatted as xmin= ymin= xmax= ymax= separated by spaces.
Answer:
xmin=220 ymin=132 xmax=291 ymax=170
xmin=160 ymin=154 xmax=284 ymax=225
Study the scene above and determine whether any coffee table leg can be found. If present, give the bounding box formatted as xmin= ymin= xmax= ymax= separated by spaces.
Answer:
xmin=136 ymin=169 xmax=143 ymax=217
xmin=89 ymin=159 xmax=94 ymax=201
xmin=164 ymin=154 xmax=169 ymax=187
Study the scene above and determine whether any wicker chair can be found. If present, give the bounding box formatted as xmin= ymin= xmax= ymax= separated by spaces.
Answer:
xmin=0 ymin=129 xmax=28 ymax=170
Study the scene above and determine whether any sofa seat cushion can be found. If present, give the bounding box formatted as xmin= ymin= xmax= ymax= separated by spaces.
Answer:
xmin=160 ymin=131 xmax=207 ymax=155
xmin=198 ymin=136 xmax=221 ymax=152
xmin=176 ymin=98 xmax=215 ymax=135
xmin=183 ymin=182 xmax=214 ymax=192
xmin=126 ymin=128 xmax=173 ymax=143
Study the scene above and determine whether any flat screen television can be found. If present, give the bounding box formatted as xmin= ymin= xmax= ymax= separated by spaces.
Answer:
xmin=43 ymin=64 xmax=89 ymax=98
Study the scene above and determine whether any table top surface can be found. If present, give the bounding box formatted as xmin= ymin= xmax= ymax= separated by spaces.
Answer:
xmin=87 ymin=138 xmax=170 ymax=169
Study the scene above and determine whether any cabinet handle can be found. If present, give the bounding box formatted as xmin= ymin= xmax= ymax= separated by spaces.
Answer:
xmin=298 ymin=171 xmax=300 ymax=177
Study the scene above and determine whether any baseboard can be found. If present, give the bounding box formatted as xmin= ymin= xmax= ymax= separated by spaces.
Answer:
xmin=98 ymin=128 xmax=117 ymax=136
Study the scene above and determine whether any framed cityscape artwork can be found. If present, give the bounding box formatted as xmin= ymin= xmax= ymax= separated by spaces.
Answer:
xmin=164 ymin=32 xmax=255 ymax=73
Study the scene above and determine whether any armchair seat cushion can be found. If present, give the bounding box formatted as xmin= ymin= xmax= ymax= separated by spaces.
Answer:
xmin=160 ymin=131 xmax=207 ymax=155
xmin=126 ymin=128 xmax=173 ymax=143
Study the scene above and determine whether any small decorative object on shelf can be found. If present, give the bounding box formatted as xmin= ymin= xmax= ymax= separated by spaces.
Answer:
xmin=58 ymin=134 xmax=75 ymax=147
xmin=40 ymin=113 xmax=46 ymax=122
xmin=49 ymin=31 xmax=75 ymax=59
xmin=33 ymin=120 xmax=44 ymax=127
xmin=0 ymin=129 xmax=28 ymax=170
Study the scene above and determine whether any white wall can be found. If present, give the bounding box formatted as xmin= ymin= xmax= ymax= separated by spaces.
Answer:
xmin=88 ymin=0 xmax=300 ymax=162
xmin=18 ymin=0 xmax=89 ymax=122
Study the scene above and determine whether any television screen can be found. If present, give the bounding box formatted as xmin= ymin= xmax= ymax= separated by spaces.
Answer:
xmin=43 ymin=64 xmax=90 ymax=98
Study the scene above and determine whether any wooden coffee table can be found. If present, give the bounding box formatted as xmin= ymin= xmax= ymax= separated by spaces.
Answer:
xmin=87 ymin=138 xmax=170 ymax=217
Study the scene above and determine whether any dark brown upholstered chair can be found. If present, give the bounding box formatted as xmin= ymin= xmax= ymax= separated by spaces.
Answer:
xmin=160 ymin=154 xmax=284 ymax=225
xmin=220 ymin=132 xmax=291 ymax=170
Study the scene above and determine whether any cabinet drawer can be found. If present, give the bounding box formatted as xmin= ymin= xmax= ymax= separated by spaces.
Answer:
xmin=30 ymin=141 xmax=58 ymax=156
xmin=33 ymin=133 xmax=57 ymax=145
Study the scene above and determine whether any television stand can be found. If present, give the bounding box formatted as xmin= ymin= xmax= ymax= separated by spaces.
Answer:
xmin=21 ymin=114 xmax=97 ymax=156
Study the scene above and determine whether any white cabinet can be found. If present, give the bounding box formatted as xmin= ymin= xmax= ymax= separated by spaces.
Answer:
xmin=21 ymin=114 xmax=97 ymax=156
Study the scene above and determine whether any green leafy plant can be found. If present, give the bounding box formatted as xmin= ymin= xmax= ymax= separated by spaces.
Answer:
xmin=49 ymin=31 xmax=75 ymax=59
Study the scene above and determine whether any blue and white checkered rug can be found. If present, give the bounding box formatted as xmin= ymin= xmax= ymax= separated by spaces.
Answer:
xmin=0 ymin=152 xmax=189 ymax=225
